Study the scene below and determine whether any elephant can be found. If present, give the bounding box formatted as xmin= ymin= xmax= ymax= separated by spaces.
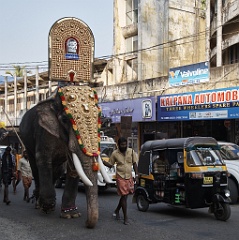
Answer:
xmin=19 ymin=85 xmax=111 ymax=228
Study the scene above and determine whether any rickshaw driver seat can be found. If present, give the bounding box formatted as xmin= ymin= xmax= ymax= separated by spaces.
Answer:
xmin=152 ymin=154 xmax=167 ymax=199
xmin=153 ymin=150 xmax=169 ymax=175
xmin=153 ymin=157 xmax=165 ymax=174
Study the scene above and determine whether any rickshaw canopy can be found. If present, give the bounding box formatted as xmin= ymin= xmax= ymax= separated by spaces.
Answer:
xmin=139 ymin=137 xmax=220 ymax=175
xmin=140 ymin=137 xmax=219 ymax=153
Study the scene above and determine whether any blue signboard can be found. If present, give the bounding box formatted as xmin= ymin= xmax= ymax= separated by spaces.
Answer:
xmin=157 ymin=87 xmax=239 ymax=121
xmin=169 ymin=61 xmax=209 ymax=87
xmin=99 ymin=97 xmax=156 ymax=123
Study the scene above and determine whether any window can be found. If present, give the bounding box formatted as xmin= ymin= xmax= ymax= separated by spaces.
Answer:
xmin=230 ymin=43 xmax=239 ymax=64
xmin=223 ymin=43 xmax=239 ymax=65
xmin=126 ymin=0 xmax=138 ymax=25
xmin=187 ymin=148 xmax=223 ymax=166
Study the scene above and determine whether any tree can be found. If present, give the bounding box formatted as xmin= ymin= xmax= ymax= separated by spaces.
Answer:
xmin=5 ymin=65 xmax=31 ymax=77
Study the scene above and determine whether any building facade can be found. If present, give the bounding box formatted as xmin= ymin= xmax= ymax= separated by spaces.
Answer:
xmin=1 ymin=0 xmax=239 ymax=152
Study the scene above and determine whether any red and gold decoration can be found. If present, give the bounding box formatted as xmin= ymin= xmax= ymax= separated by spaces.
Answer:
xmin=58 ymin=86 xmax=101 ymax=162
xmin=49 ymin=17 xmax=94 ymax=83
xmin=50 ymin=18 xmax=99 ymax=171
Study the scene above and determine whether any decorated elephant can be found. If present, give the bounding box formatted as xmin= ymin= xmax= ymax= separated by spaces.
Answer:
xmin=19 ymin=85 xmax=111 ymax=228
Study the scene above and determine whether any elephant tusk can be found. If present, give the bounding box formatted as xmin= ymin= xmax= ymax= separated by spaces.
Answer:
xmin=72 ymin=153 xmax=93 ymax=187
xmin=98 ymin=155 xmax=114 ymax=184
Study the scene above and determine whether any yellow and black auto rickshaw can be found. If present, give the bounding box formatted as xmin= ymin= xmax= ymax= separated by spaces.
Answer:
xmin=133 ymin=137 xmax=231 ymax=221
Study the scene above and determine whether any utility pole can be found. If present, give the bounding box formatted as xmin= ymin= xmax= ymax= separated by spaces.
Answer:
xmin=35 ymin=66 xmax=39 ymax=104
xmin=4 ymin=76 xmax=8 ymax=125
xmin=23 ymin=69 xmax=27 ymax=111
xmin=14 ymin=74 xmax=17 ymax=125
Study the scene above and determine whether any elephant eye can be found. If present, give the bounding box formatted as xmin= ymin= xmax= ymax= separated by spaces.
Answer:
xmin=60 ymin=115 xmax=69 ymax=124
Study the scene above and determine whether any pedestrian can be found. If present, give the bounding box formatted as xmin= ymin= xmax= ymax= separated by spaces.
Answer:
xmin=1 ymin=146 xmax=15 ymax=205
xmin=103 ymin=137 xmax=139 ymax=225
xmin=0 ymin=154 xmax=2 ymax=188
xmin=11 ymin=148 xmax=21 ymax=194
xmin=17 ymin=150 xmax=33 ymax=202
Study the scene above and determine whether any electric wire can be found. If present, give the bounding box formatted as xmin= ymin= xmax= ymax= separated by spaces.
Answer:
xmin=0 ymin=15 xmax=239 ymax=72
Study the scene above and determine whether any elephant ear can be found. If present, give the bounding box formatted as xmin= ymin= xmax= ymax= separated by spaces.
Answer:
xmin=37 ymin=96 xmax=61 ymax=139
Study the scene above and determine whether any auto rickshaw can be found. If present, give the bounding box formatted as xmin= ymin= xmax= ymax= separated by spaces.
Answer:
xmin=133 ymin=137 xmax=231 ymax=221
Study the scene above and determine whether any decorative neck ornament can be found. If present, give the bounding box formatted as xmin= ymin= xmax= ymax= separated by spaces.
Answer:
xmin=58 ymin=86 xmax=101 ymax=159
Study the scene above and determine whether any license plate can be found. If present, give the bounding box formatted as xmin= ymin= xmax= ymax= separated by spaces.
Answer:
xmin=203 ymin=176 xmax=213 ymax=184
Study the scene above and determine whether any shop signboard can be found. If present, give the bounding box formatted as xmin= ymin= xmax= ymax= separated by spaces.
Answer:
xmin=157 ymin=87 xmax=239 ymax=121
xmin=169 ymin=61 xmax=209 ymax=87
xmin=99 ymin=97 xmax=156 ymax=123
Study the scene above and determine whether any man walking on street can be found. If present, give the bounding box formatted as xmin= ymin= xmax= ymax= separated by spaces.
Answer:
xmin=17 ymin=150 xmax=33 ymax=202
xmin=1 ymin=146 xmax=15 ymax=205
xmin=103 ymin=137 xmax=139 ymax=225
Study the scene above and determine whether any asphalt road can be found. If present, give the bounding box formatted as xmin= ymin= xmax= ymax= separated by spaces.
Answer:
xmin=0 ymin=183 xmax=239 ymax=240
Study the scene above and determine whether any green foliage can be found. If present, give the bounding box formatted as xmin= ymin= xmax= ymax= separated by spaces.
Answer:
xmin=201 ymin=0 xmax=206 ymax=9
xmin=5 ymin=65 xmax=31 ymax=77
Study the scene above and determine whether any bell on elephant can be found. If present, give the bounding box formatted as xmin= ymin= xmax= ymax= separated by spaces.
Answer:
xmin=92 ymin=158 xmax=99 ymax=172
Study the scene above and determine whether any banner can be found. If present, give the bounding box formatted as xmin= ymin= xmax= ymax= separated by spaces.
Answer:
xmin=157 ymin=87 xmax=239 ymax=121
xmin=169 ymin=62 xmax=209 ymax=87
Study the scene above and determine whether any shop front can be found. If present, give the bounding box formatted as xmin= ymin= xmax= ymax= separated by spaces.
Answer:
xmin=156 ymin=87 xmax=239 ymax=143
xmin=99 ymin=96 xmax=156 ymax=153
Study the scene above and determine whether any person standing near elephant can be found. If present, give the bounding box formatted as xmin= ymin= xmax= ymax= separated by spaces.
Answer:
xmin=17 ymin=150 xmax=33 ymax=202
xmin=103 ymin=137 xmax=139 ymax=225
xmin=1 ymin=146 xmax=15 ymax=205
xmin=11 ymin=148 xmax=21 ymax=194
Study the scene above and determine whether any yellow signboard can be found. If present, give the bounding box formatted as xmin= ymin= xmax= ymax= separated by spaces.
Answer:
xmin=203 ymin=176 xmax=213 ymax=184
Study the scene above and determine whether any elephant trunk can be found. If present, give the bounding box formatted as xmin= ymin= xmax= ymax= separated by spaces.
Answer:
xmin=72 ymin=153 xmax=93 ymax=186
xmin=85 ymin=187 xmax=99 ymax=228
xmin=83 ymin=160 xmax=99 ymax=228
xmin=72 ymin=151 xmax=99 ymax=228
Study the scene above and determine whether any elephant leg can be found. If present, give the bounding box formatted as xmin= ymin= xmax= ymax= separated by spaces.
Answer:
xmin=37 ymin=163 xmax=56 ymax=213
xmin=28 ymin=154 xmax=41 ymax=209
xmin=61 ymin=175 xmax=80 ymax=219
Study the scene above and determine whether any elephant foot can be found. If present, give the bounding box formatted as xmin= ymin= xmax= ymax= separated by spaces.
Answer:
xmin=35 ymin=202 xmax=40 ymax=209
xmin=35 ymin=200 xmax=40 ymax=209
xmin=60 ymin=206 xmax=81 ymax=219
xmin=41 ymin=203 xmax=55 ymax=214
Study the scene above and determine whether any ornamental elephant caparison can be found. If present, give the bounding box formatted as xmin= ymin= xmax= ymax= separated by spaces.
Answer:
xmin=19 ymin=85 xmax=111 ymax=228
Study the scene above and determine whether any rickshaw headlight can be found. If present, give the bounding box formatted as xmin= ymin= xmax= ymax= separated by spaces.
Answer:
xmin=190 ymin=173 xmax=204 ymax=179
xmin=225 ymin=189 xmax=230 ymax=198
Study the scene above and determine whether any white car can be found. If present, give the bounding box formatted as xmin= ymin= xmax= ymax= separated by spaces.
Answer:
xmin=218 ymin=141 xmax=239 ymax=204
xmin=98 ymin=136 xmax=117 ymax=191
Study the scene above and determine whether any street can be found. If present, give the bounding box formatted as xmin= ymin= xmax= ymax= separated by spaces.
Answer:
xmin=0 ymin=183 xmax=239 ymax=240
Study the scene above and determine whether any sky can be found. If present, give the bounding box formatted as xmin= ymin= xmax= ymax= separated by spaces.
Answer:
xmin=0 ymin=0 xmax=113 ymax=77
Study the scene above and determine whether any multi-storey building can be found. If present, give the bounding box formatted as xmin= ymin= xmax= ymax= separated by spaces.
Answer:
xmin=209 ymin=0 xmax=239 ymax=67
xmin=96 ymin=0 xmax=239 ymax=150
xmin=1 ymin=0 xmax=239 ymax=152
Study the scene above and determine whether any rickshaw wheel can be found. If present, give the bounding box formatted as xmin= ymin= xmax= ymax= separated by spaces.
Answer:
xmin=214 ymin=202 xmax=231 ymax=221
xmin=136 ymin=194 xmax=149 ymax=212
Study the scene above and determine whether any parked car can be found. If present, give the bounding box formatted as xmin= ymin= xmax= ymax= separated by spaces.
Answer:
xmin=218 ymin=141 xmax=239 ymax=204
